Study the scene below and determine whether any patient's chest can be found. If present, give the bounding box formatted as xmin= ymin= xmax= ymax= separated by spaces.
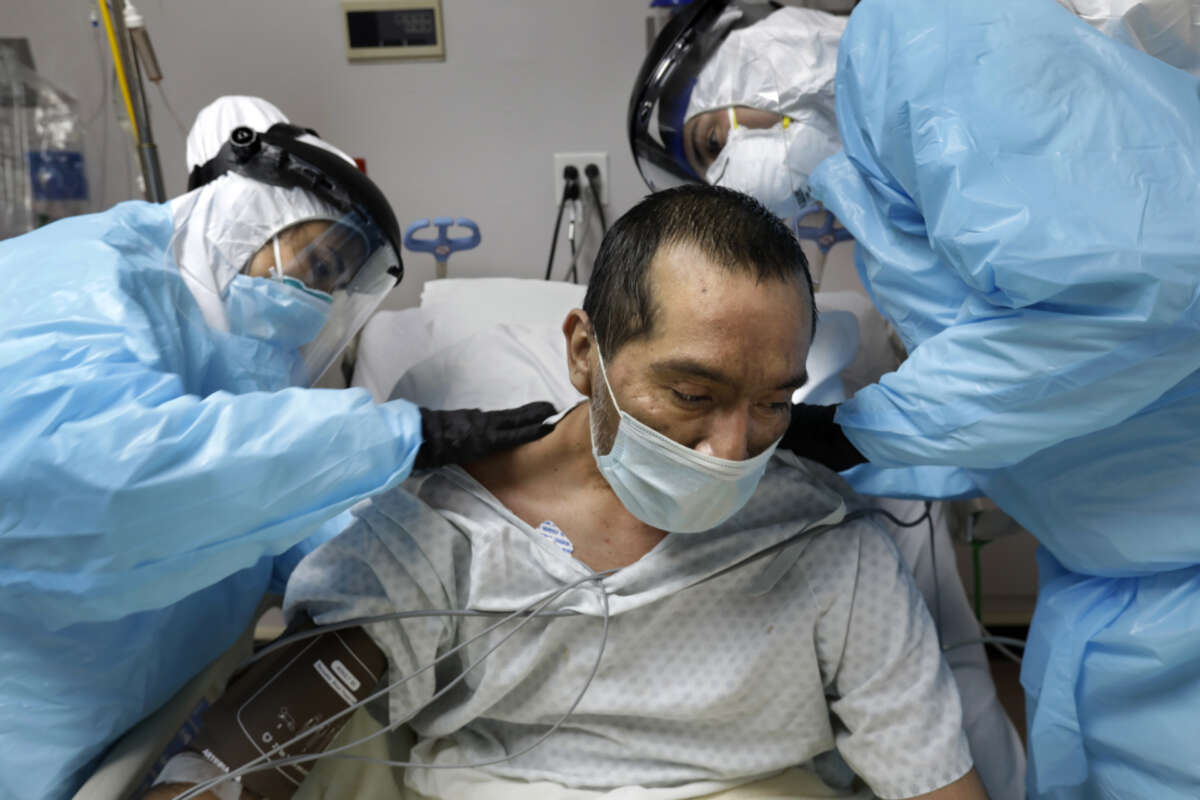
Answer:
xmin=401 ymin=551 xmax=839 ymax=789
xmin=473 ymin=463 xmax=669 ymax=572
xmin=293 ymin=464 xmax=874 ymax=789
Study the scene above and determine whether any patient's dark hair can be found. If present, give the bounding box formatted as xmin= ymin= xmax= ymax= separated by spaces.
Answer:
xmin=582 ymin=185 xmax=815 ymax=358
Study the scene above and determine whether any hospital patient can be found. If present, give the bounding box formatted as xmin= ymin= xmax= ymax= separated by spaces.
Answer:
xmin=151 ymin=187 xmax=987 ymax=800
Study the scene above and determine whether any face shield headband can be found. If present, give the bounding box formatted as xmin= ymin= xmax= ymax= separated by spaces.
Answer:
xmin=188 ymin=122 xmax=404 ymax=288
xmin=628 ymin=0 xmax=776 ymax=192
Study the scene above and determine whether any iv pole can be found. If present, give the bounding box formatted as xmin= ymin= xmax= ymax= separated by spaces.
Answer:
xmin=96 ymin=0 xmax=165 ymax=202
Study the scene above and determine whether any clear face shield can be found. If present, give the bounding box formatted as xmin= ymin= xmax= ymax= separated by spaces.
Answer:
xmin=259 ymin=211 xmax=402 ymax=385
xmin=628 ymin=0 xmax=838 ymax=222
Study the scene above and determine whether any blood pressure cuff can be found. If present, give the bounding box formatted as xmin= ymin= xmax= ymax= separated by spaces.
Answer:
xmin=184 ymin=620 xmax=387 ymax=799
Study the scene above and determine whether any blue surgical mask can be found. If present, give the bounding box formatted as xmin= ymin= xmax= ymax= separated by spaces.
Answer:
xmin=223 ymin=272 xmax=331 ymax=349
xmin=590 ymin=347 xmax=781 ymax=533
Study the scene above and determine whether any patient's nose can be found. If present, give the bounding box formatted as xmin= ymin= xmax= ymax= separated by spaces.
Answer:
xmin=695 ymin=411 xmax=750 ymax=461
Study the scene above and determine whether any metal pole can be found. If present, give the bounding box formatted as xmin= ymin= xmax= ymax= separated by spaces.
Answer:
xmin=109 ymin=0 xmax=165 ymax=202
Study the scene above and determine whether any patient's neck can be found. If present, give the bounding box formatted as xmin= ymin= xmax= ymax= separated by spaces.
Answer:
xmin=465 ymin=403 xmax=667 ymax=571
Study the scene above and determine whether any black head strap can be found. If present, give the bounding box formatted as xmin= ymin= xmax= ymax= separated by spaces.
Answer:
xmin=187 ymin=123 xmax=403 ymax=285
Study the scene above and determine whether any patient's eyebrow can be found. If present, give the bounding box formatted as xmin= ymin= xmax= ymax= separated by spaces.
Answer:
xmin=779 ymin=369 xmax=808 ymax=391
xmin=652 ymin=358 xmax=808 ymax=391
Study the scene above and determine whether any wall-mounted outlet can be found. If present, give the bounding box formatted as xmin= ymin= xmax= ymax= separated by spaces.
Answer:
xmin=553 ymin=152 xmax=608 ymax=206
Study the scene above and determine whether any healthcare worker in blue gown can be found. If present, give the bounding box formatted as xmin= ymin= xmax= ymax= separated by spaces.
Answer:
xmin=631 ymin=2 xmax=1200 ymax=798
xmin=0 ymin=96 xmax=553 ymax=800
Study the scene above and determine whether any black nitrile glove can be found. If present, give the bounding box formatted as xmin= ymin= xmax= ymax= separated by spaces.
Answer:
xmin=780 ymin=402 xmax=868 ymax=472
xmin=414 ymin=401 xmax=557 ymax=469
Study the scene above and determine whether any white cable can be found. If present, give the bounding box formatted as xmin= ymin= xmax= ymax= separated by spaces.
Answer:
xmin=330 ymin=574 xmax=610 ymax=772
xmin=246 ymin=607 xmax=577 ymax=667
xmin=174 ymin=569 xmax=615 ymax=800
xmin=185 ymin=570 xmax=611 ymax=795
xmin=178 ymin=501 xmax=988 ymax=799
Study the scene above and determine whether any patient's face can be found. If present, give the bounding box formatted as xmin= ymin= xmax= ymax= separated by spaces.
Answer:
xmin=580 ymin=242 xmax=811 ymax=462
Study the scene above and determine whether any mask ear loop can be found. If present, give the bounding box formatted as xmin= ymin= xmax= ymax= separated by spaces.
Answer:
xmin=267 ymin=236 xmax=284 ymax=281
xmin=593 ymin=340 xmax=622 ymax=414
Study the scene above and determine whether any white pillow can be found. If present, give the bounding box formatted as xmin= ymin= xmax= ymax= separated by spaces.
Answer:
xmin=388 ymin=322 xmax=583 ymax=411
xmin=353 ymin=279 xmax=586 ymax=403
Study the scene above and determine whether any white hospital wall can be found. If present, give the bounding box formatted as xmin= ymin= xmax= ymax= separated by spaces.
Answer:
xmin=6 ymin=0 xmax=652 ymax=308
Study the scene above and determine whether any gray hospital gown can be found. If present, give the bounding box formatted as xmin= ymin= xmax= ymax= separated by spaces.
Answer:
xmin=284 ymin=453 xmax=972 ymax=799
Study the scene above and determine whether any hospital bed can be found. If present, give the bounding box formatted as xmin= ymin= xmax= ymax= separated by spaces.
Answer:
xmin=78 ymin=277 xmax=1024 ymax=800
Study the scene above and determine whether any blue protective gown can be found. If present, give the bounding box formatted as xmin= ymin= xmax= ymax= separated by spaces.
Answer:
xmin=0 ymin=201 xmax=422 ymax=800
xmin=808 ymin=1 xmax=1200 ymax=796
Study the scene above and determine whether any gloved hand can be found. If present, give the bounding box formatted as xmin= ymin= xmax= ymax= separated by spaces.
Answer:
xmin=780 ymin=402 xmax=868 ymax=472
xmin=415 ymin=401 xmax=557 ymax=469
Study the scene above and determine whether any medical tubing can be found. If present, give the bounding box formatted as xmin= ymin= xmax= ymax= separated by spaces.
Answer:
xmin=177 ymin=570 xmax=615 ymax=800
xmin=868 ymin=503 xmax=1025 ymax=662
xmin=196 ymin=570 xmax=611 ymax=795
xmin=89 ymin=18 xmax=110 ymax=204
xmin=544 ymin=191 xmax=569 ymax=280
xmin=177 ymin=577 xmax=593 ymax=799
xmin=246 ymin=608 xmax=577 ymax=665
xmin=567 ymin=192 xmax=598 ymax=283
xmin=176 ymin=595 xmax=567 ymax=800
xmin=232 ymin=577 xmax=597 ymax=777
xmin=566 ymin=198 xmax=593 ymax=283
xmin=585 ymin=164 xmax=608 ymax=234
xmin=545 ymin=168 xmax=579 ymax=280
xmin=972 ymin=538 xmax=985 ymax=620
xmin=86 ymin=17 xmax=109 ymax=124
xmin=155 ymin=82 xmax=189 ymax=137
xmin=925 ymin=502 xmax=941 ymax=643
xmin=96 ymin=0 xmax=140 ymax=143
xmin=872 ymin=506 xmax=931 ymax=528
xmin=183 ymin=504 xmax=940 ymax=798
xmin=987 ymin=638 xmax=1025 ymax=666
xmin=328 ymin=575 xmax=610 ymax=773
xmin=249 ymin=505 xmax=917 ymax=673
xmin=858 ymin=502 xmax=942 ymax=640
xmin=943 ymin=636 xmax=1027 ymax=653
xmin=566 ymin=200 xmax=579 ymax=283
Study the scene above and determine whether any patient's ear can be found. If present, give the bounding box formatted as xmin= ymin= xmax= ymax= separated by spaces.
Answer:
xmin=563 ymin=309 xmax=594 ymax=397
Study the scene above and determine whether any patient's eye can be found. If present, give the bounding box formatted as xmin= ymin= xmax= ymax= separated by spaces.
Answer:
xmin=757 ymin=396 xmax=793 ymax=416
xmin=671 ymin=388 xmax=709 ymax=405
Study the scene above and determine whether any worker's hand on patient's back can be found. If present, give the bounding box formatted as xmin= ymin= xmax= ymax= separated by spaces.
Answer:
xmin=415 ymin=401 xmax=557 ymax=469
xmin=780 ymin=402 xmax=868 ymax=472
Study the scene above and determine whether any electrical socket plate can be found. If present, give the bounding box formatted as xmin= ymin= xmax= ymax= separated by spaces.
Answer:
xmin=553 ymin=152 xmax=608 ymax=206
